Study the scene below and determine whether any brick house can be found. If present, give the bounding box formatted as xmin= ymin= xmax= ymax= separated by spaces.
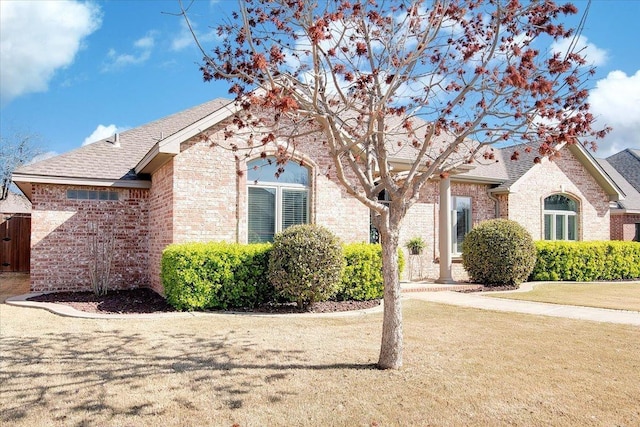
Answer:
xmin=12 ymin=99 xmax=625 ymax=293
xmin=597 ymin=149 xmax=640 ymax=241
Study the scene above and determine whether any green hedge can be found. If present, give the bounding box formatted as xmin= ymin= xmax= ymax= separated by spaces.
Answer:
xmin=335 ymin=243 xmax=405 ymax=301
xmin=161 ymin=242 xmax=272 ymax=311
xmin=531 ymin=241 xmax=640 ymax=281
xmin=161 ymin=242 xmax=406 ymax=310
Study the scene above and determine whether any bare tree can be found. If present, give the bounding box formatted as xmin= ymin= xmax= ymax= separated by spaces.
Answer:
xmin=1 ymin=130 xmax=43 ymax=200
xmin=88 ymin=217 xmax=117 ymax=296
xmin=182 ymin=0 xmax=607 ymax=369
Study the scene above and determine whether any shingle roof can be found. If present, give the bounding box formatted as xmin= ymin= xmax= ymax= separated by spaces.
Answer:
xmin=0 ymin=192 xmax=31 ymax=214
xmin=455 ymin=143 xmax=542 ymax=186
xmin=599 ymin=149 xmax=640 ymax=211
xmin=14 ymin=98 xmax=233 ymax=181
xmin=13 ymin=95 xmax=626 ymax=204
xmin=606 ymin=149 xmax=640 ymax=193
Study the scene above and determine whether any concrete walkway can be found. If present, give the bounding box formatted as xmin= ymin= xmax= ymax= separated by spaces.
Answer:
xmin=402 ymin=281 xmax=640 ymax=326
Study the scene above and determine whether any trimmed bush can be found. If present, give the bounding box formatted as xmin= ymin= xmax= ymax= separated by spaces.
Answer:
xmin=336 ymin=243 xmax=406 ymax=301
xmin=161 ymin=239 xmax=408 ymax=310
xmin=268 ymin=224 xmax=344 ymax=308
xmin=462 ymin=219 xmax=536 ymax=286
xmin=161 ymin=242 xmax=272 ymax=311
xmin=531 ymin=241 xmax=640 ymax=281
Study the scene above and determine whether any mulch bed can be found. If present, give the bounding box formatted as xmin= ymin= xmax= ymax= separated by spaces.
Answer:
xmin=27 ymin=289 xmax=380 ymax=315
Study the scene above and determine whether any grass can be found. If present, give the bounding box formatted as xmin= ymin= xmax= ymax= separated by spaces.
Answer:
xmin=1 ymin=299 xmax=639 ymax=426
xmin=489 ymin=282 xmax=640 ymax=311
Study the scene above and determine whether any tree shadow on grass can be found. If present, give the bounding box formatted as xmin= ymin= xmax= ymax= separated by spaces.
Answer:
xmin=0 ymin=329 xmax=377 ymax=424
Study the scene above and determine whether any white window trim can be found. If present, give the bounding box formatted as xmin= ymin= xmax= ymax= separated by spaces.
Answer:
xmin=543 ymin=194 xmax=579 ymax=241
xmin=544 ymin=210 xmax=577 ymax=241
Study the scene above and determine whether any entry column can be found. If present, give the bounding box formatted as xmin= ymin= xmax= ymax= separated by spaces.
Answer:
xmin=436 ymin=176 xmax=456 ymax=284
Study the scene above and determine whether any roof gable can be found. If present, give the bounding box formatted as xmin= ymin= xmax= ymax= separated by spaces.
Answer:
xmin=12 ymin=98 xmax=234 ymax=198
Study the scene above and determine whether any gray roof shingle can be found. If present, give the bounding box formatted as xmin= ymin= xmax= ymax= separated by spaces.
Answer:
xmin=599 ymin=149 xmax=640 ymax=210
xmin=456 ymin=143 xmax=543 ymax=186
xmin=606 ymin=149 xmax=640 ymax=193
xmin=13 ymin=95 xmax=629 ymax=206
xmin=14 ymin=98 xmax=233 ymax=181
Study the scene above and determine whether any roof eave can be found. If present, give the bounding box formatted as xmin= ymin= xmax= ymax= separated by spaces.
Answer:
xmin=450 ymin=174 xmax=505 ymax=185
xmin=567 ymin=144 xmax=624 ymax=201
xmin=135 ymin=99 xmax=239 ymax=175
xmin=12 ymin=173 xmax=152 ymax=201
xmin=389 ymin=158 xmax=482 ymax=177
xmin=610 ymin=208 xmax=640 ymax=215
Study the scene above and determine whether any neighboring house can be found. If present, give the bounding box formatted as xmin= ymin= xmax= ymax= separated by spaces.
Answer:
xmin=0 ymin=192 xmax=32 ymax=272
xmin=597 ymin=149 xmax=640 ymax=241
xmin=12 ymin=99 xmax=624 ymax=293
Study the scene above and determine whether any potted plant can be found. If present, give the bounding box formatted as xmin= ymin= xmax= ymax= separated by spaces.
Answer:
xmin=405 ymin=237 xmax=425 ymax=255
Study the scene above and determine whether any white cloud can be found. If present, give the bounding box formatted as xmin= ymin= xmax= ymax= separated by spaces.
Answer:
xmin=134 ymin=35 xmax=155 ymax=49
xmin=0 ymin=0 xmax=102 ymax=105
xmin=102 ymin=32 xmax=156 ymax=72
xmin=170 ymin=19 xmax=217 ymax=52
xmin=82 ymin=124 xmax=123 ymax=146
xmin=550 ymin=35 xmax=608 ymax=67
xmin=589 ymin=70 xmax=640 ymax=157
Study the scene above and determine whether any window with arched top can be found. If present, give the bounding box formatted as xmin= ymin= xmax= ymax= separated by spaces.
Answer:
xmin=543 ymin=194 xmax=578 ymax=240
xmin=247 ymin=157 xmax=310 ymax=243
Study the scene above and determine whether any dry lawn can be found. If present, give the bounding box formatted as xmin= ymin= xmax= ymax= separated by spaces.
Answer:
xmin=489 ymin=282 xmax=640 ymax=311
xmin=1 ymin=300 xmax=639 ymax=426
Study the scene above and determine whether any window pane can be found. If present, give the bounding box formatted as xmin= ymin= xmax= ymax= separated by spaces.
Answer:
xmin=544 ymin=195 xmax=577 ymax=211
xmin=544 ymin=214 xmax=552 ymax=240
xmin=556 ymin=215 xmax=565 ymax=240
xmin=568 ymin=215 xmax=576 ymax=240
xmin=248 ymin=157 xmax=309 ymax=185
xmin=282 ymin=190 xmax=308 ymax=230
xmin=452 ymin=197 xmax=471 ymax=253
xmin=248 ymin=187 xmax=276 ymax=243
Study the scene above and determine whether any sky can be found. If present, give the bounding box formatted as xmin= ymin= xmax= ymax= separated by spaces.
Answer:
xmin=1 ymin=0 xmax=639 ymax=163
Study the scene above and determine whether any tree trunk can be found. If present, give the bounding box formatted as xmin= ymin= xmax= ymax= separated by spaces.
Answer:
xmin=377 ymin=222 xmax=403 ymax=370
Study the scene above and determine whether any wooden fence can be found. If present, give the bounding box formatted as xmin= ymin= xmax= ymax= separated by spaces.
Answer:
xmin=0 ymin=214 xmax=31 ymax=272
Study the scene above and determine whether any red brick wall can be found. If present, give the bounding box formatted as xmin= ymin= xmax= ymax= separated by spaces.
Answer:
xmin=173 ymin=132 xmax=239 ymax=243
xmin=166 ymin=121 xmax=369 ymax=246
xmin=149 ymin=160 xmax=174 ymax=293
xmin=507 ymin=154 xmax=610 ymax=241
xmin=30 ymin=184 xmax=149 ymax=292
xmin=611 ymin=213 xmax=640 ymax=241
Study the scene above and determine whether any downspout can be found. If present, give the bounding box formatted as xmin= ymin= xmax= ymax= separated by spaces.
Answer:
xmin=487 ymin=188 xmax=501 ymax=218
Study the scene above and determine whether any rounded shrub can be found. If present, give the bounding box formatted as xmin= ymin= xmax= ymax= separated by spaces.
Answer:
xmin=268 ymin=224 xmax=344 ymax=309
xmin=461 ymin=219 xmax=536 ymax=287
